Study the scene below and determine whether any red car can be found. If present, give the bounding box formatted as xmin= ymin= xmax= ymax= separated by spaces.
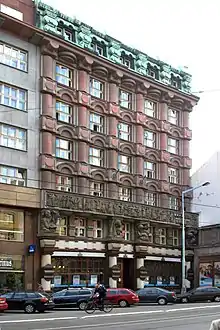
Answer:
xmin=0 ymin=297 xmax=8 ymax=312
xmin=106 ymin=288 xmax=139 ymax=307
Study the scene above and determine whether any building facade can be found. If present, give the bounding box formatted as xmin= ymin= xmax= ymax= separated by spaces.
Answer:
xmin=195 ymin=225 xmax=220 ymax=288
xmin=191 ymin=151 xmax=219 ymax=227
xmin=34 ymin=2 xmax=199 ymax=291
xmin=0 ymin=0 xmax=200 ymax=291
xmin=0 ymin=2 xmax=40 ymax=291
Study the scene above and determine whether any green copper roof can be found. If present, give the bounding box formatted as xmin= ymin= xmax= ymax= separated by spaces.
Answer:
xmin=34 ymin=0 xmax=192 ymax=94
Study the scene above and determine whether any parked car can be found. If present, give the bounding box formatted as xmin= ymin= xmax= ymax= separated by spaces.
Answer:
xmin=178 ymin=286 xmax=220 ymax=303
xmin=106 ymin=288 xmax=139 ymax=307
xmin=0 ymin=297 xmax=8 ymax=312
xmin=52 ymin=288 xmax=93 ymax=310
xmin=136 ymin=287 xmax=177 ymax=305
xmin=0 ymin=291 xmax=55 ymax=313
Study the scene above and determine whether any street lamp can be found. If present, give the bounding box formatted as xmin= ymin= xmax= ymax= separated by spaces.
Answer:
xmin=181 ymin=181 xmax=210 ymax=294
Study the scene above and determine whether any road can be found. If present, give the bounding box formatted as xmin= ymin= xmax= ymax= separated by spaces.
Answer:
xmin=0 ymin=303 xmax=219 ymax=330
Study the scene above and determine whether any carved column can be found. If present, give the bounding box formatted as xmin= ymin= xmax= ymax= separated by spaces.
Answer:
xmin=108 ymin=182 xmax=118 ymax=199
xmin=109 ymin=256 xmax=117 ymax=288
xmin=109 ymin=116 xmax=118 ymax=136
xmin=183 ymin=169 xmax=190 ymax=186
xmin=183 ymin=111 xmax=189 ymax=128
xmin=41 ymin=254 xmax=52 ymax=291
xmin=159 ymin=103 xmax=168 ymax=121
xmin=136 ymin=93 xmax=144 ymax=113
xmin=183 ymin=140 xmax=190 ymax=157
xmin=160 ymin=132 xmax=167 ymax=150
xmin=160 ymin=163 xmax=168 ymax=181
xmin=109 ymin=150 xmax=117 ymax=169
xmin=136 ymin=125 xmax=144 ymax=144
xmin=109 ymin=82 xmax=118 ymax=104
xmin=136 ymin=258 xmax=145 ymax=289
xmin=41 ymin=40 xmax=59 ymax=190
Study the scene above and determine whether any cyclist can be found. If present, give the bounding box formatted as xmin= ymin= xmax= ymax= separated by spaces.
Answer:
xmin=94 ymin=282 xmax=107 ymax=310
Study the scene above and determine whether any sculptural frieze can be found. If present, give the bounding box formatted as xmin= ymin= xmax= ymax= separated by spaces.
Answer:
xmin=44 ymin=191 xmax=198 ymax=225
xmin=40 ymin=209 xmax=61 ymax=233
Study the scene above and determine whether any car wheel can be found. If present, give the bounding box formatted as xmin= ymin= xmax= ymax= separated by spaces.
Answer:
xmin=24 ymin=304 xmax=36 ymax=314
xmin=157 ymin=298 xmax=167 ymax=305
xmin=78 ymin=301 xmax=87 ymax=310
xmin=119 ymin=300 xmax=128 ymax=308
xmin=181 ymin=297 xmax=189 ymax=303
xmin=214 ymin=296 xmax=220 ymax=302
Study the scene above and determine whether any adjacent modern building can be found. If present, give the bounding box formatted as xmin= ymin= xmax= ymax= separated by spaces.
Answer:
xmin=0 ymin=0 xmax=40 ymax=291
xmin=0 ymin=0 xmax=200 ymax=291
xmin=191 ymin=152 xmax=219 ymax=227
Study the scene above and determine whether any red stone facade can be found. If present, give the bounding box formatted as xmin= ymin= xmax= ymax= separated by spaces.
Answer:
xmin=0 ymin=0 xmax=34 ymax=25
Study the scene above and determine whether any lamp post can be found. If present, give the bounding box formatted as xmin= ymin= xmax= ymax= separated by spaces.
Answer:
xmin=181 ymin=181 xmax=210 ymax=294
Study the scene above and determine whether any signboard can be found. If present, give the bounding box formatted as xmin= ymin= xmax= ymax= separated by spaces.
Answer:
xmin=0 ymin=258 xmax=13 ymax=269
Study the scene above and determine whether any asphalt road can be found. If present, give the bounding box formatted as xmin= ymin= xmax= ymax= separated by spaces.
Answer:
xmin=0 ymin=303 xmax=220 ymax=330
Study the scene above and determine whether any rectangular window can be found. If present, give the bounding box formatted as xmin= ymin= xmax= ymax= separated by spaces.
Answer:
xmin=89 ymin=113 xmax=104 ymax=133
xmin=56 ymin=101 xmax=72 ymax=123
xmin=118 ymin=155 xmax=131 ymax=173
xmin=93 ymin=220 xmax=103 ymax=238
xmin=0 ymin=123 xmax=26 ymax=151
xmin=168 ymin=167 xmax=178 ymax=184
xmin=144 ymin=100 xmax=157 ymax=117
xmin=168 ymin=138 xmax=179 ymax=154
xmin=119 ymin=187 xmax=131 ymax=201
xmin=0 ymin=165 xmax=26 ymax=186
xmin=90 ymin=182 xmax=104 ymax=197
xmin=75 ymin=218 xmax=86 ymax=237
xmin=89 ymin=147 xmax=103 ymax=166
xmin=55 ymin=138 xmax=71 ymax=160
xmin=0 ymin=43 xmax=27 ymax=71
xmin=121 ymin=56 xmax=132 ymax=68
xmin=118 ymin=123 xmax=131 ymax=141
xmin=159 ymin=228 xmax=167 ymax=245
xmin=145 ymin=192 xmax=157 ymax=206
xmin=144 ymin=130 xmax=156 ymax=148
xmin=119 ymin=90 xmax=132 ymax=109
xmin=56 ymin=216 xmax=68 ymax=236
xmin=0 ymin=83 xmax=27 ymax=111
xmin=172 ymin=229 xmax=179 ymax=246
xmin=57 ymin=26 xmax=74 ymax=42
xmin=169 ymin=196 xmax=178 ymax=210
xmin=144 ymin=161 xmax=156 ymax=179
xmin=0 ymin=210 xmax=24 ymax=242
xmin=89 ymin=78 xmax=104 ymax=99
xmin=123 ymin=222 xmax=131 ymax=240
xmin=56 ymin=175 xmax=72 ymax=192
xmin=168 ymin=108 xmax=179 ymax=125
xmin=91 ymin=41 xmax=105 ymax=56
xmin=56 ymin=64 xmax=72 ymax=87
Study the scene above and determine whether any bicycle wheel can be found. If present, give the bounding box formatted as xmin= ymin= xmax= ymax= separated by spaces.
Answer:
xmin=85 ymin=301 xmax=96 ymax=314
xmin=103 ymin=301 xmax=113 ymax=313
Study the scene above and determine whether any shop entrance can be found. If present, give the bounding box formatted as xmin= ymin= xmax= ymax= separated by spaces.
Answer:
xmin=0 ymin=272 xmax=24 ymax=292
xmin=117 ymin=258 xmax=134 ymax=290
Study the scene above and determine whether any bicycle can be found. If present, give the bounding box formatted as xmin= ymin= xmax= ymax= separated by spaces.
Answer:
xmin=84 ymin=296 xmax=113 ymax=314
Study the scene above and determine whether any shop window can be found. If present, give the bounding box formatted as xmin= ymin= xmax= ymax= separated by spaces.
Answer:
xmin=0 ymin=210 xmax=24 ymax=241
xmin=0 ymin=254 xmax=24 ymax=291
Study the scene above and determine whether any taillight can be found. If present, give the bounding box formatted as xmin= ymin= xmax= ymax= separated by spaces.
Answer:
xmin=40 ymin=297 xmax=48 ymax=303
xmin=0 ymin=298 xmax=6 ymax=303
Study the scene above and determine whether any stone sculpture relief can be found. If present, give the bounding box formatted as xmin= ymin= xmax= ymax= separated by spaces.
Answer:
xmin=135 ymin=53 xmax=148 ymax=75
xmin=78 ymin=25 xmax=92 ymax=48
xmin=41 ymin=209 xmax=61 ymax=233
xmin=108 ymin=41 xmax=122 ymax=64
xmin=186 ymin=228 xmax=198 ymax=246
xmin=160 ymin=64 xmax=172 ymax=85
xmin=136 ymin=221 xmax=151 ymax=241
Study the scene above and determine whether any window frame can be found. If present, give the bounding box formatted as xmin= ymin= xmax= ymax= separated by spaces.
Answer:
xmin=118 ymin=154 xmax=131 ymax=173
xmin=0 ymin=42 xmax=28 ymax=72
xmin=144 ymin=130 xmax=156 ymax=148
xmin=0 ymin=165 xmax=26 ymax=186
xmin=56 ymin=216 xmax=68 ymax=236
xmin=118 ymin=122 xmax=131 ymax=141
xmin=169 ymin=196 xmax=179 ymax=210
xmin=90 ymin=181 xmax=104 ymax=197
xmin=119 ymin=186 xmax=132 ymax=201
xmin=89 ymin=78 xmax=104 ymax=99
xmin=56 ymin=64 xmax=72 ymax=87
xmin=159 ymin=228 xmax=167 ymax=245
xmin=0 ymin=209 xmax=24 ymax=242
xmin=55 ymin=138 xmax=72 ymax=160
xmin=89 ymin=147 xmax=103 ymax=167
xmin=89 ymin=112 xmax=104 ymax=133
xmin=167 ymin=137 xmax=179 ymax=155
xmin=172 ymin=229 xmax=179 ymax=246
xmin=144 ymin=100 xmax=157 ymax=118
xmin=168 ymin=108 xmax=179 ymax=126
xmin=56 ymin=100 xmax=72 ymax=124
xmin=0 ymin=123 xmax=27 ymax=151
xmin=144 ymin=161 xmax=156 ymax=179
xmin=56 ymin=175 xmax=72 ymax=192
xmin=0 ymin=83 xmax=27 ymax=111
xmin=119 ymin=90 xmax=132 ymax=110
xmin=145 ymin=192 xmax=157 ymax=206
xmin=123 ymin=222 xmax=131 ymax=241
xmin=168 ymin=167 xmax=179 ymax=184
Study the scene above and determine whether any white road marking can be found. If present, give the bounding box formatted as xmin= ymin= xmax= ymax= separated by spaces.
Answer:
xmin=166 ymin=304 xmax=220 ymax=312
xmin=31 ymin=312 xmax=220 ymax=330
xmin=80 ymin=309 xmax=164 ymax=319
xmin=0 ymin=316 xmax=78 ymax=324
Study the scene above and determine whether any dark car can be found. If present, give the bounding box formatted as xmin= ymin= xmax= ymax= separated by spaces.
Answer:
xmin=52 ymin=288 xmax=92 ymax=310
xmin=178 ymin=286 xmax=220 ymax=303
xmin=136 ymin=287 xmax=177 ymax=305
xmin=0 ymin=291 xmax=55 ymax=313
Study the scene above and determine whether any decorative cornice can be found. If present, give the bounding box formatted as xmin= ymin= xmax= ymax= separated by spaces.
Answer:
xmin=34 ymin=1 xmax=196 ymax=96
